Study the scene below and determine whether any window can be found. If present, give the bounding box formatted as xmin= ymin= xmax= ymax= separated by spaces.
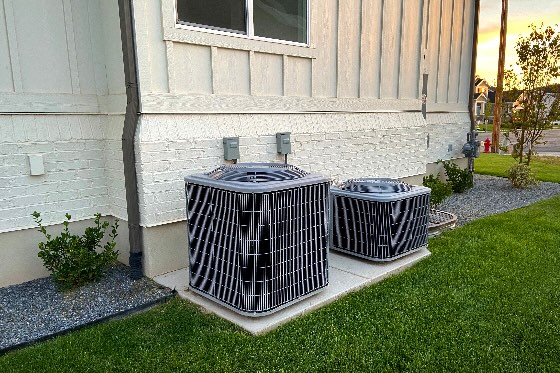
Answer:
xmin=176 ymin=0 xmax=308 ymax=45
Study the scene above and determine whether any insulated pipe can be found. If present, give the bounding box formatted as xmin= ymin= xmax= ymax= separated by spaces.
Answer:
xmin=467 ymin=0 xmax=481 ymax=172
xmin=118 ymin=0 xmax=143 ymax=279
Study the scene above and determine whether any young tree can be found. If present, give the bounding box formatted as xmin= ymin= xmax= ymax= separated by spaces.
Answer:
xmin=504 ymin=24 xmax=560 ymax=164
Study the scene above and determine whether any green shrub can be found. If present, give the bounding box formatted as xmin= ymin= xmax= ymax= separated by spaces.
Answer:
xmin=422 ymin=174 xmax=453 ymax=208
xmin=507 ymin=164 xmax=539 ymax=188
xmin=32 ymin=212 xmax=119 ymax=290
xmin=439 ymin=160 xmax=473 ymax=193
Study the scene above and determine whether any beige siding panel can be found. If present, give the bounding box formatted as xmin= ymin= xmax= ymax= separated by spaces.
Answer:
xmin=145 ymin=0 xmax=168 ymax=93
xmin=284 ymin=56 xmax=312 ymax=97
xmin=62 ymin=0 xmax=80 ymax=93
xmin=380 ymin=0 xmax=403 ymax=99
xmin=70 ymin=0 xmax=96 ymax=95
xmin=0 ymin=0 xmax=14 ymax=92
xmin=173 ymin=43 xmax=213 ymax=95
xmin=359 ymin=0 xmax=383 ymax=98
xmin=12 ymin=0 xmax=72 ymax=93
xmin=100 ymin=0 xmax=125 ymax=95
xmin=436 ymin=0 xmax=452 ymax=103
xmin=425 ymin=0 xmax=441 ymax=104
xmin=166 ymin=41 xmax=176 ymax=93
xmin=447 ymin=0 xmax=465 ymax=103
xmin=458 ymin=0 xmax=474 ymax=104
xmin=398 ymin=0 xmax=423 ymax=99
xmin=214 ymin=48 xmax=250 ymax=95
xmin=311 ymin=0 xmax=337 ymax=97
xmin=3 ymin=0 xmax=20 ymax=92
xmin=132 ymin=0 xmax=167 ymax=96
xmin=86 ymin=0 xmax=108 ymax=96
xmin=251 ymin=52 xmax=283 ymax=97
xmin=337 ymin=0 xmax=361 ymax=98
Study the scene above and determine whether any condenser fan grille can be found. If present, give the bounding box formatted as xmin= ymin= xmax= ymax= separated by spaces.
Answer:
xmin=207 ymin=163 xmax=309 ymax=183
xmin=340 ymin=178 xmax=412 ymax=193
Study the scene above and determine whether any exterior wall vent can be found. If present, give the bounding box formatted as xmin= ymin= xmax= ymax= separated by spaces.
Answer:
xmin=331 ymin=178 xmax=430 ymax=261
xmin=185 ymin=163 xmax=330 ymax=316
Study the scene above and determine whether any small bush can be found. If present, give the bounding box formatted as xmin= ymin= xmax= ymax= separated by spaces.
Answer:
xmin=32 ymin=212 xmax=119 ymax=290
xmin=439 ymin=160 xmax=473 ymax=193
xmin=507 ymin=164 xmax=539 ymax=188
xmin=423 ymin=174 xmax=453 ymax=208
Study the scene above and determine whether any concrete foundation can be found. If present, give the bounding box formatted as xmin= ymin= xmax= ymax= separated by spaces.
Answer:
xmin=0 ymin=216 xmax=129 ymax=287
xmin=142 ymin=221 xmax=189 ymax=278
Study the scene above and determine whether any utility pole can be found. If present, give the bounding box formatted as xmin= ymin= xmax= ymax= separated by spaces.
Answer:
xmin=492 ymin=0 xmax=508 ymax=153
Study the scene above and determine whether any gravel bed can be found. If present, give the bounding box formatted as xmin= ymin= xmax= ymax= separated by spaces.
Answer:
xmin=438 ymin=174 xmax=560 ymax=226
xmin=0 ymin=264 xmax=173 ymax=352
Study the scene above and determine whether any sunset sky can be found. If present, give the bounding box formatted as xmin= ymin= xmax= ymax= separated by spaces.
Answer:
xmin=476 ymin=0 xmax=560 ymax=84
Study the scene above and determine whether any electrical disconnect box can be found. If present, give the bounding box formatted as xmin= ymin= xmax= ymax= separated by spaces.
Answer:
xmin=276 ymin=132 xmax=291 ymax=155
xmin=223 ymin=137 xmax=240 ymax=161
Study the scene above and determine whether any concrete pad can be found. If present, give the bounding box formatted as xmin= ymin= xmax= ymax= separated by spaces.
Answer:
xmin=329 ymin=249 xmax=430 ymax=279
xmin=153 ymin=246 xmax=430 ymax=335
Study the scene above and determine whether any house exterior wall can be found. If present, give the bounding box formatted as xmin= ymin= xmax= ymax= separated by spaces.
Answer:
xmin=130 ymin=0 xmax=476 ymax=277
xmin=0 ymin=0 xmax=477 ymax=285
xmin=0 ymin=0 xmax=127 ymax=286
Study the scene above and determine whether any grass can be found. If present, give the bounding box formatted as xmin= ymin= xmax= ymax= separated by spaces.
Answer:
xmin=475 ymin=153 xmax=560 ymax=183
xmin=2 ymin=197 xmax=560 ymax=372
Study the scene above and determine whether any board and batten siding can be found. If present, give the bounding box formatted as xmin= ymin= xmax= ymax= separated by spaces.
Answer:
xmin=0 ymin=0 xmax=128 ymax=232
xmin=139 ymin=0 xmax=475 ymax=114
xmin=0 ymin=0 xmax=125 ymax=113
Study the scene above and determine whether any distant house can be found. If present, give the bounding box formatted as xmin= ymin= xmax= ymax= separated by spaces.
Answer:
xmin=0 ymin=0 xmax=479 ymax=287
xmin=512 ymin=92 xmax=559 ymax=122
xmin=473 ymin=77 xmax=490 ymax=124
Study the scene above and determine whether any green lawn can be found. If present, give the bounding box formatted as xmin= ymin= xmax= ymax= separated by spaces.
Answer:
xmin=475 ymin=153 xmax=560 ymax=183
xmin=2 ymin=197 xmax=560 ymax=372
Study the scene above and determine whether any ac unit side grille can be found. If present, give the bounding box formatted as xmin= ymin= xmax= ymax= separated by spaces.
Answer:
xmin=186 ymin=178 xmax=329 ymax=315
xmin=331 ymin=185 xmax=430 ymax=261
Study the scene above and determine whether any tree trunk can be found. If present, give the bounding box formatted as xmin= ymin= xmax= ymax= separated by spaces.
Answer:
xmin=492 ymin=0 xmax=508 ymax=153
xmin=519 ymin=128 xmax=525 ymax=164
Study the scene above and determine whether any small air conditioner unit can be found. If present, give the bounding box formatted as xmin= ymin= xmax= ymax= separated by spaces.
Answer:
xmin=331 ymin=178 xmax=430 ymax=261
xmin=185 ymin=163 xmax=330 ymax=316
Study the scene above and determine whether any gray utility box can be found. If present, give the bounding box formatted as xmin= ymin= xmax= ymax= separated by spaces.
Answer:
xmin=331 ymin=178 xmax=430 ymax=261
xmin=185 ymin=163 xmax=330 ymax=316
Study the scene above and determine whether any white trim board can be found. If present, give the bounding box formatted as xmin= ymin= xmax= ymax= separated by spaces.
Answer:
xmin=141 ymin=94 xmax=422 ymax=114
xmin=0 ymin=93 xmax=100 ymax=113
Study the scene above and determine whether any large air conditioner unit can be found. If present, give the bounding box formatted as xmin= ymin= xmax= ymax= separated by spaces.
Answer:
xmin=331 ymin=178 xmax=430 ymax=261
xmin=185 ymin=163 xmax=330 ymax=316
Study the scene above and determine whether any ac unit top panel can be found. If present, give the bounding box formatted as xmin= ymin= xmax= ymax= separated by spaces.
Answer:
xmin=332 ymin=178 xmax=431 ymax=202
xmin=186 ymin=163 xmax=329 ymax=193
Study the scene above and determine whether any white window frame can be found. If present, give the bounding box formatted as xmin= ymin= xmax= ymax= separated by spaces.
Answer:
xmin=174 ymin=0 xmax=310 ymax=47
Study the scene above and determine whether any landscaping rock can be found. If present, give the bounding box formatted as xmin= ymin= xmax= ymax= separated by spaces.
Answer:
xmin=0 ymin=264 xmax=173 ymax=352
xmin=439 ymin=174 xmax=560 ymax=226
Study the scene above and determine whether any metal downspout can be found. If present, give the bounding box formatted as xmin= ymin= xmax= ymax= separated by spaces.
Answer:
xmin=118 ymin=0 xmax=143 ymax=279
xmin=468 ymin=0 xmax=481 ymax=172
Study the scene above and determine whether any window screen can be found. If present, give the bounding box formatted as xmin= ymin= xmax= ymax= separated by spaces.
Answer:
xmin=177 ymin=0 xmax=246 ymax=34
